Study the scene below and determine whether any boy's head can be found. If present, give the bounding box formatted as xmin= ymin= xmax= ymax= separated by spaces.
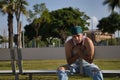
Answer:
xmin=71 ymin=26 xmax=83 ymax=35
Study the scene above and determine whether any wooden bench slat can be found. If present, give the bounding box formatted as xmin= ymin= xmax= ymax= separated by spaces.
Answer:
xmin=22 ymin=70 xmax=57 ymax=74
xmin=0 ymin=70 xmax=19 ymax=74
xmin=1 ymin=70 xmax=119 ymax=75
xmin=0 ymin=70 xmax=13 ymax=74
xmin=21 ymin=70 xmax=120 ymax=74
xmin=102 ymin=70 xmax=120 ymax=74
xmin=102 ymin=70 xmax=120 ymax=77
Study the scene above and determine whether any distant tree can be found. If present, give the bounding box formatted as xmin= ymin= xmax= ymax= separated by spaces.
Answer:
xmin=103 ymin=0 xmax=120 ymax=44
xmin=24 ymin=9 xmax=51 ymax=47
xmin=97 ymin=12 xmax=120 ymax=34
xmin=0 ymin=35 xmax=3 ymax=44
xmin=97 ymin=12 xmax=120 ymax=45
xmin=28 ymin=3 xmax=47 ymax=22
xmin=0 ymin=34 xmax=8 ymax=48
xmin=26 ymin=3 xmax=49 ymax=47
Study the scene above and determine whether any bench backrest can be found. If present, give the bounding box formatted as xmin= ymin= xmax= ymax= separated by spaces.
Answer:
xmin=94 ymin=46 xmax=120 ymax=59
xmin=1 ymin=46 xmax=119 ymax=60
xmin=19 ymin=47 xmax=66 ymax=60
xmin=0 ymin=48 xmax=12 ymax=60
xmin=18 ymin=46 xmax=120 ymax=60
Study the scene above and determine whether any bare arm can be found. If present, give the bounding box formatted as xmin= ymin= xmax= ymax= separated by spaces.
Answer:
xmin=81 ymin=37 xmax=94 ymax=63
xmin=65 ymin=40 xmax=80 ymax=65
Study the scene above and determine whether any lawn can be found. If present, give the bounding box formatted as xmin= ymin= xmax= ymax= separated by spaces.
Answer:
xmin=0 ymin=59 xmax=120 ymax=80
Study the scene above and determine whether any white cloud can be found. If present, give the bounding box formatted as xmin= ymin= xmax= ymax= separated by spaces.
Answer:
xmin=91 ymin=16 xmax=99 ymax=26
xmin=87 ymin=16 xmax=99 ymax=30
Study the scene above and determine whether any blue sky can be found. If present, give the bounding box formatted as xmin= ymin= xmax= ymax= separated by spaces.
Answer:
xmin=28 ymin=0 xmax=110 ymax=20
xmin=0 ymin=0 xmax=111 ymax=35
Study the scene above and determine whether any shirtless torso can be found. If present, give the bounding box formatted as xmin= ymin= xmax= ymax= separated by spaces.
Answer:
xmin=65 ymin=34 xmax=94 ymax=65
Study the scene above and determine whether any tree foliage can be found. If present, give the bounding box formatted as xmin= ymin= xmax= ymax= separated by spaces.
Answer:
xmin=0 ymin=0 xmax=14 ymax=48
xmin=45 ymin=7 xmax=89 ymax=43
xmin=25 ymin=3 xmax=49 ymax=47
xmin=103 ymin=0 xmax=120 ymax=13
xmin=0 ymin=0 xmax=29 ymax=48
xmin=97 ymin=12 xmax=120 ymax=34
xmin=25 ymin=7 xmax=90 ymax=45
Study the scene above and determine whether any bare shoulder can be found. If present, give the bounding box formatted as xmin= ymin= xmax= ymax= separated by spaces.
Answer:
xmin=64 ymin=39 xmax=74 ymax=59
xmin=84 ymin=37 xmax=94 ymax=63
xmin=64 ymin=39 xmax=74 ymax=55
xmin=65 ymin=39 xmax=73 ymax=48
xmin=84 ymin=37 xmax=94 ymax=45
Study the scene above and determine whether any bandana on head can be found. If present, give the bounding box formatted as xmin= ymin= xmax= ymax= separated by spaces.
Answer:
xmin=71 ymin=26 xmax=83 ymax=35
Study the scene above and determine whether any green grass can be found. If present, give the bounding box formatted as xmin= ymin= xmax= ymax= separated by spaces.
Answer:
xmin=0 ymin=59 xmax=120 ymax=80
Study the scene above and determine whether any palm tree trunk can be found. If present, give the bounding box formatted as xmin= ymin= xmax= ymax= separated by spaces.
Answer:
xmin=17 ymin=21 xmax=22 ymax=48
xmin=8 ymin=13 xmax=13 ymax=48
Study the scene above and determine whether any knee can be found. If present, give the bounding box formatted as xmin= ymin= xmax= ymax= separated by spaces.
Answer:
xmin=84 ymin=66 xmax=103 ymax=76
xmin=57 ymin=66 xmax=66 ymax=71
xmin=91 ymin=67 xmax=100 ymax=72
xmin=57 ymin=67 xmax=68 ymax=80
xmin=57 ymin=66 xmax=67 ymax=76
xmin=91 ymin=67 xmax=102 ymax=74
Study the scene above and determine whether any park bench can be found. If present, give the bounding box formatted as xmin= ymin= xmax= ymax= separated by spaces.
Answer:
xmin=0 ymin=46 xmax=120 ymax=80
xmin=16 ymin=46 xmax=120 ymax=80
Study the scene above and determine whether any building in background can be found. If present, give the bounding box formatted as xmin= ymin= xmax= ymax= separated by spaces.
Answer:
xmin=84 ymin=29 xmax=114 ymax=45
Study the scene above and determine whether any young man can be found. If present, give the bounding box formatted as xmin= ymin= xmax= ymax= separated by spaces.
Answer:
xmin=57 ymin=26 xmax=103 ymax=80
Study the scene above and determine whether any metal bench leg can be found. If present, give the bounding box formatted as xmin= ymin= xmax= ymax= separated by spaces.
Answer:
xmin=15 ymin=74 xmax=19 ymax=80
xmin=29 ymin=74 xmax=32 ymax=80
xmin=79 ymin=58 xmax=83 ymax=75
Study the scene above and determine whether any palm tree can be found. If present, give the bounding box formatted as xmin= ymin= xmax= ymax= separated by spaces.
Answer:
xmin=103 ymin=0 xmax=120 ymax=13
xmin=103 ymin=0 xmax=120 ymax=45
xmin=0 ymin=0 xmax=15 ymax=48
xmin=14 ymin=0 xmax=28 ymax=48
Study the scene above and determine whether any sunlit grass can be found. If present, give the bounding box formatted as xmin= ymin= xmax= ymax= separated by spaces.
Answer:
xmin=0 ymin=59 xmax=120 ymax=80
